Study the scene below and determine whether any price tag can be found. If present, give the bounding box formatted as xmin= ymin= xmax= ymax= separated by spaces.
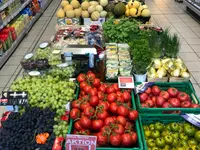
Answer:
xmin=66 ymin=134 xmax=97 ymax=150
xmin=118 ymin=76 xmax=134 ymax=89
xmin=0 ymin=91 xmax=28 ymax=106
xmin=180 ymin=113 xmax=200 ymax=128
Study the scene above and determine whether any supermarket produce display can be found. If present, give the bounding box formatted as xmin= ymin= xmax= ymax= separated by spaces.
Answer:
xmin=1 ymin=0 xmax=200 ymax=150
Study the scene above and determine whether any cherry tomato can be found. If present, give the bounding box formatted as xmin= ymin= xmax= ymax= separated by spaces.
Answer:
xmin=116 ymin=116 xmax=127 ymax=126
xmin=70 ymin=108 xmax=80 ymax=120
xmin=80 ymin=116 xmax=92 ymax=129
xmin=92 ymin=119 xmax=104 ymax=131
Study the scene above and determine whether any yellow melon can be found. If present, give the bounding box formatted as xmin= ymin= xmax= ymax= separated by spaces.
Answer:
xmin=91 ymin=11 xmax=100 ymax=21
xmin=81 ymin=1 xmax=90 ymax=10
xmin=141 ymin=9 xmax=150 ymax=17
xmin=82 ymin=10 xmax=90 ymax=18
xmin=66 ymin=10 xmax=75 ymax=18
xmin=64 ymin=4 xmax=73 ymax=12
xmin=130 ymin=8 xmax=137 ymax=17
xmin=61 ymin=1 xmax=69 ymax=8
xmin=56 ymin=8 xmax=65 ymax=18
xmin=71 ymin=0 xmax=80 ymax=9
xmin=88 ymin=5 xmax=96 ymax=14
xmin=133 ymin=1 xmax=140 ymax=9
xmin=74 ymin=8 xmax=82 ymax=17
xmin=96 ymin=5 xmax=103 ymax=12
xmin=89 ymin=1 xmax=99 ymax=6
xmin=125 ymin=9 xmax=130 ymax=17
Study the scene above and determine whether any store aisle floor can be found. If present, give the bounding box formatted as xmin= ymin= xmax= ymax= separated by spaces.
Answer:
xmin=0 ymin=0 xmax=200 ymax=115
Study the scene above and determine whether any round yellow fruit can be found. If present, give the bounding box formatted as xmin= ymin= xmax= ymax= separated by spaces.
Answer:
xmin=71 ymin=0 xmax=80 ymax=9
xmin=143 ymin=5 xmax=148 ymax=9
xmin=89 ymin=1 xmax=99 ymax=6
xmin=96 ymin=5 xmax=103 ymax=12
xmin=130 ymin=8 xmax=137 ymax=17
xmin=64 ymin=4 xmax=73 ymax=12
xmin=66 ymin=10 xmax=75 ymax=18
xmin=56 ymin=8 xmax=65 ymax=18
xmin=137 ymin=5 xmax=144 ymax=16
xmin=125 ymin=9 xmax=130 ymax=17
xmin=74 ymin=8 xmax=82 ymax=17
xmin=100 ymin=11 xmax=107 ymax=17
xmin=91 ymin=11 xmax=100 ymax=21
xmin=128 ymin=0 xmax=134 ymax=9
xmin=61 ymin=1 xmax=69 ymax=8
xmin=141 ymin=9 xmax=150 ymax=17
xmin=88 ymin=5 xmax=96 ymax=14
xmin=99 ymin=0 xmax=108 ymax=7
xmin=133 ymin=1 xmax=140 ymax=9
xmin=81 ymin=1 xmax=90 ymax=10
xmin=82 ymin=10 xmax=90 ymax=18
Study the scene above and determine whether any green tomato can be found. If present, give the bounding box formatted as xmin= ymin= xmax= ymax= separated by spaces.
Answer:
xmin=171 ymin=132 xmax=179 ymax=139
xmin=171 ymin=139 xmax=179 ymax=147
xmin=155 ymin=137 xmax=166 ymax=148
xmin=194 ymin=131 xmax=200 ymax=142
xmin=180 ymin=133 xmax=189 ymax=141
xmin=188 ymin=145 xmax=200 ymax=150
xmin=155 ymin=122 xmax=164 ymax=132
xmin=184 ymin=126 xmax=196 ymax=137
xmin=188 ymin=138 xmax=198 ymax=146
xmin=179 ymin=125 xmax=184 ymax=133
xmin=145 ymin=130 xmax=152 ymax=139
xmin=147 ymin=139 xmax=156 ymax=148
xmin=151 ymin=147 xmax=160 ymax=150
xmin=176 ymin=147 xmax=186 ymax=150
xmin=149 ymin=124 xmax=155 ymax=130
xmin=170 ymin=123 xmax=180 ymax=132
xmin=180 ymin=140 xmax=189 ymax=147
xmin=151 ymin=130 xmax=160 ymax=139
xmin=164 ymin=135 xmax=173 ymax=145
xmin=163 ymin=145 xmax=171 ymax=150
xmin=161 ymin=130 xmax=170 ymax=137
xmin=143 ymin=125 xmax=149 ymax=130
xmin=165 ymin=124 xmax=171 ymax=131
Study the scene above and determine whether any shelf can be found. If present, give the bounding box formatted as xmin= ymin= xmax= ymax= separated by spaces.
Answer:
xmin=0 ymin=0 xmax=15 ymax=12
xmin=0 ymin=0 xmax=32 ymax=30
xmin=184 ymin=0 xmax=200 ymax=16
xmin=0 ymin=0 xmax=53 ymax=69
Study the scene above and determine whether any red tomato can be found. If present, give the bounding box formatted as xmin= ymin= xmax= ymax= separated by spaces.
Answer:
xmin=121 ymin=133 xmax=133 ymax=147
xmin=113 ymin=124 xmax=124 ymax=135
xmin=139 ymin=93 xmax=148 ymax=103
xmin=130 ymin=131 xmax=137 ymax=144
xmin=145 ymin=87 xmax=151 ymax=95
xmin=191 ymin=104 xmax=200 ymax=108
xmin=97 ymin=132 xmax=108 ymax=146
xmin=169 ymin=98 xmax=181 ymax=107
xmin=70 ymin=108 xmax=80 ymax=120
xmin=89 ymin=96 xmax=99 ymax=107
xmin=116 ymin=96 xmax=124 ymax=103
xmin=93 ymin=78 xmax=101 ymax=87
xmin=87 ymin=72 xmax=96 ymax=81
xmin=159 ymin=91 xmax=170 ymax=100
xmin=83 ymin=107 xmax=95 ymax=117
xmin=79 ymin=129 xmax=91 ymax=135
xmin=109 ymin=102 xmax=118 ymax=114
xmin=80 ymin=101 xmax=91 ymax=111
xmin=117 ymin=106 xmax=129 ymax=117
xmin=162 ymin=102 xmax=172 ymax=108
xmin=181 ymin=101 xmax=191 ymax=108
xmin=151 ymin=86 xmax=161 ymax=96
xmin=116 ymin=116 xmax=127 ymax=126
xmin=141 ymin=103 xmax=148 ymax=108
xmin=167 ymin=88 xmax=179 ymax=98
xmin=122 ymin=91 xmax=131 ymax=102
xmin=89 ymin=88 xmax=98 ymax=96
xmin=101 ymin=125 xmax=111 ymax=133
xmin=98 ymin=84 xmax=106 ymax=93
xmin=106 ymin=86 xmax=115 ymax=94
xmin=128 ymin=110 xmax=138 ymax=121
xmin=74 ymin=120 xmax=83 ymax=131
xmin=80 ymin=116 xmax=92 ymax=129
xmin=72 ymin=100 xmax=81 ymax=108
xmin=151 ymin=96 xmax=157 ymax=104
xmin=97 ymin=91 xmax=105 ymax=100
xmin=145 ymin=99 xmax=155 ymax=108
xmin=97 ymin=110 xmax=108 ymax=120
xmin=80 ymin=90 xmax=86 ymax=96
xmin=80 ymin=81 xmax=88 ymax=90
xmin=92 ymin=119 xmax=104 ymax=131
xmin=77 ymin=73 xmax=86 ymax=83
xmin=98 ymin=101 xmax=109 ymax=111
xmin=84 ymin=85 xmax=92 ymax=94
xmin=116 ymin=91 xmax=122 ymax=97
xmin=112 ymin=83 xmax=119 ymax=91
xmin=104 ymin=117 xmax=115 ymax=126
xmin=125 ymin=121 xmax=133 ymax=130
xmin=156 ymin=96 xmax=166 ymax=107
xmin=177 ymin=92 xmax=189 ymax=102
xmin=107 ymin=93 xmax=117 ymax=103
xmin=110 ymin=134 xmax=121 ymax=146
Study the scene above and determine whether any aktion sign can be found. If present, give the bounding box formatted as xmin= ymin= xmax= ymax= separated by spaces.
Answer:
xmin=66 ymin=134 xmax=97 ymax=150
xmin=118 ymin=76 xmax=134 ymax=89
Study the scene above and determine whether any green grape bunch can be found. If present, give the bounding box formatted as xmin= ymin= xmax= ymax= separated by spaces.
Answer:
xmin=35 ymin=47 xmax=51 ymax=60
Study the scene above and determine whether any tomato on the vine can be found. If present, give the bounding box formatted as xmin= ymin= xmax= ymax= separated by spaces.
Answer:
xmin=106 ymin=86 xmax=115 ymax=94
xmin=97 ymin=132 xmax=108 ymax=146
xmin=80 ymin=101 xmax=91 ymax=111
xmin=97 ymin=110 xmax=108 ymax=120
xmin=104 ymin=117 xmax=115 ymax=126
xmin=116 ymin=91 xmax=122 ymax=97
xmin=83 ymin=107 xmax=95 ymax=117
xmin=101 ymin=125 xmax=111 ymax=133
xmin=122 ymin=91 xmax=131 ymax=102
xmin=117 ymin=105 xmax=129 ymax=117
xmin=112 ymin=83 xmax=119 ymax=91
xmin=121 ymin=133 xmax=133 ymax=147
xmin=89 ymin=88 xmax=98 ymax=96
xmin=130 ymin=131 xmax=137 ymax=144
xmin=72 ymin=100 xmax=81 ymax=108
xmin=97 ymin=91 xmax=105 ymax=100
xmin=98 ymin=101 xmax=109 ymax=111
xmin=128 ymin=110 xmax=138 ymax=121
xmin=89 ymin=95 xmax=99 ymax=107
xmin=74 ymin=120 xmax=83 ymax=131
xmin=109 ymin=102 xmax=118 ymax=114
xmin=77 ymin=73 xmax=86 ymax=83
xmin=70 ymin=108 xmax=80 ymax=120
xmin=84 ymin=85 xmax=92 ymax=94
xmin=107 ymin=93 xmax=117 ymax=103
xmin=92 ymin=78 xmax=101 ymax=87
xmin=80 ymin=116 xmax=92 ymax=129
xmin=92 ymin=119 xmax=104 ymax=131
xmin=87 ymin=72 xmax=96 ymax=81
xmin=113 ymin=124 xmax=124 ymax=135
xmin=110 ymin=134 xmax=121 ymax=146
xmin=98 ymin=84 xmax=106 ymax=93
xmin=116 ymin=116 xmax=127 ymax=127
xmin=116 ymin=96 xmax=124 ymax=103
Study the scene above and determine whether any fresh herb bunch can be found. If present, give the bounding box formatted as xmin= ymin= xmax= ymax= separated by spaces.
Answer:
xmin=129 ymin=39 xmax=152 ymax=74
xmin=161 ymin=28 xmax=180 ymax=58
xmin=102 ymin=17 xmax=141 ymax=43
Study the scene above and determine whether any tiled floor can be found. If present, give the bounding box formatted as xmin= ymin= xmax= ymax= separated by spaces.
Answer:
xmin=0 ymin=0 xmax=200 ymax=115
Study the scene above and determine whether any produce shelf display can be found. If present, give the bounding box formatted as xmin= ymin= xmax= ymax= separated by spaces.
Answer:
xmin=1 ymin=0 xmax=200 ymax=150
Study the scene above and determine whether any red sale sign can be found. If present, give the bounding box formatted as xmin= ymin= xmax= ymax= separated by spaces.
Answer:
xmin=66 ymin=134 xmax=97 ymax=150
xmin=118 ymin=76 xmax=134 ymax=89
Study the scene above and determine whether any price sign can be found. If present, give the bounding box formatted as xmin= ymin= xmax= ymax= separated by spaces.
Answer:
xmin=0 ymin=91 xmax=28 ymax=106
xmin=118 ymin=76 xmax=134 ymax=89
xmin=66 ymin=134 xmax=97 ymax=150
xmin=181 ymin=114 xmax=200 ymax=128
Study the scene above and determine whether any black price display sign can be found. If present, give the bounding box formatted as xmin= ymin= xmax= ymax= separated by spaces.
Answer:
xmin=0 ymin=91 xmax=28 ymax=106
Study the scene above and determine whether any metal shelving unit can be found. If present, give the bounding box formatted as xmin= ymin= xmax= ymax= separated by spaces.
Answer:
xmin=0 ymin=0 xmax=53 ymax=69
xmin=0 ymin=0 xmax=16 ymax=11
xmin=184 ymin=0 xmax=200 ymax=16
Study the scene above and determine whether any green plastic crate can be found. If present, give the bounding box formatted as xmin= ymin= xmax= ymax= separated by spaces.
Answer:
xmin=135 ymin=81 xmax=200 ymax=113
xmin=139 ymin=114 xmax=190 ymax=150
xmin=67 ymin=91 xmax=143 ymax=150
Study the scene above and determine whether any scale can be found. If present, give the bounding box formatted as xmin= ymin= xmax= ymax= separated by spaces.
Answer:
xmin=61 ymin=45 xmax=98 ymax=76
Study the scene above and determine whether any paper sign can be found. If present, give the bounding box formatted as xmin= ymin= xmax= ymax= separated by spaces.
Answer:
xmin=180 ymin=113 xmax=200 ymax=128
xmin=118 ymin=76 xmax=134 ymax=89
xmin=66 ymin=134 xmax=97 ymax=150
